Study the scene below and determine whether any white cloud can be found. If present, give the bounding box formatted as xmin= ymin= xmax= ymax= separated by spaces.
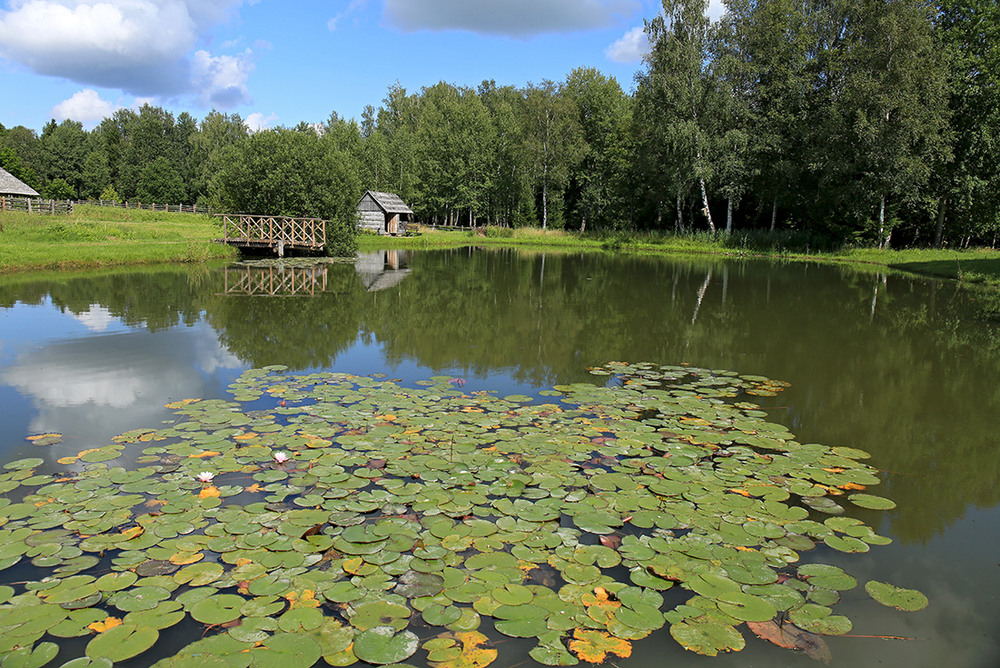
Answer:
xmin=244 ymin=111 xmax=278 ymax=132
xmin=192 ymin=48 xmax=253 ymax=107
xmin=383 ymin=0 xmax=639 ymax=36
xmin=0 ymin=0 xmax=253 ymax=105
xmin=328 ymin=0 xmax=367 ymax=31
xmin=51 ymin=89 xmax=116 ymax=124
xmin=605 ymin=25 xmax=649 ymax=63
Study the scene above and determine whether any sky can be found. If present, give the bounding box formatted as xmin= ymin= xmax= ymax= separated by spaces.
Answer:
xmin=0 ymin=0 xmax=724 ymax=134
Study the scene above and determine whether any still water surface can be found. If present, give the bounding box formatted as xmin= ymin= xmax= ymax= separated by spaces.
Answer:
xmin=1 ymin=249 xmax=998 ymax=667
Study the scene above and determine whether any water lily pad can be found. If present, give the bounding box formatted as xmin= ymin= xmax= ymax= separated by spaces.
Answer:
xmin=848 ymin=494 xmax=896 ymax=510
xmin=85 ymin=623 xmax=159 ymax=662
xmin=394 ymin=570 xmax=445 ymax=599
xmin=353 ymin=626 xmax=419 ymax=665
xmin=865 ymin=581 xmax=928 ymax=611
xmin=669 ymin=617 xmax=745 ymax=656
xmin=249 ymin=631 xmax=322 ymax=667
xmin=190 ymin=594 xmax=245 ymax=625
xmin=788 ymin=604 xmax=852 ymax=635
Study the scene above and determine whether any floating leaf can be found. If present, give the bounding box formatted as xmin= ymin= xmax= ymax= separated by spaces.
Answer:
xmin=849 ymin=494 xmax=897 ymax=510
xmin=85 ymin=623 xmax=159 ymax=662
xmin=865 ymin=581 xmax=928 ymax=612
xmin=747 ymin=620 xmax=832 ymax=662
xmin=669 ymin=617 xmax=745 ymax=656
xmin=88 ymin=617 xmax=124 ymax=633
xmin=568 ymin=629 xmax=632 ymax=663
xmin=428 ymin=631 xmax=497 ymax=668
xmin=353 ymin=626 xmax=419 ymax=665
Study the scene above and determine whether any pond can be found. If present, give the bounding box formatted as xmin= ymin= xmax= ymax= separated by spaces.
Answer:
xmin=1 ymin=249 xmax=998 ymax=668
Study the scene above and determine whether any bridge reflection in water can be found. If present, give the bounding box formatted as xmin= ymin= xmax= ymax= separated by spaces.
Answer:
xmin=222 ymin=261 xmax=330 ymax=296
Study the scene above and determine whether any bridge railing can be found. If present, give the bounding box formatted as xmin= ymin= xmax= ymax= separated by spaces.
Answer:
xmin=218 ymin=214 xmax=326 ymax=251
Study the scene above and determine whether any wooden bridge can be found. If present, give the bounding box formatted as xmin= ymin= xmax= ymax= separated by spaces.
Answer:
xmin=216 ymin=214 xmax=326 ymax=256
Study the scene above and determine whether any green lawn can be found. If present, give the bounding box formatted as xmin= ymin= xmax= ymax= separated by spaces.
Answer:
xmin=0 ymin=205 xmax=235 ymax=273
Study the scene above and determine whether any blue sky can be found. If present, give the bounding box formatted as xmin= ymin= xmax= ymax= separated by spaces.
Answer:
xmin=0 ymin=0 xmax=723 ymax=133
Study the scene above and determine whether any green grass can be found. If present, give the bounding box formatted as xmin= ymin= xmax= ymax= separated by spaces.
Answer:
xmin=0 ymin=205 xmax=236 ymax=273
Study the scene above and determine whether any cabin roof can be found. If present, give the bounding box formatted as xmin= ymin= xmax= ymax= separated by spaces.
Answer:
xmin=0 ymin=167 xmax=40 ymax=197
xmin=360 ymin=190 xmax=413 ymax=215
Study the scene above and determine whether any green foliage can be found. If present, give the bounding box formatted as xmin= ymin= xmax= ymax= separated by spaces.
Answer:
xmin=483 ymin=225 xmax=514 ymax=238
xmin=136 ymin=156 xmax=186 ymax=204
xmin=99 ymin=184 xmax=121 ymax=202
xmin=207 ymin=126 xmax=361 ymax=256
xmin=43 ymin=178 xmax=75 ymax=200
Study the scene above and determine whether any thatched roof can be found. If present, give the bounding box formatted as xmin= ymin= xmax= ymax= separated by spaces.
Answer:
xmin=362 ymin=191 xmax=414 ymax=215
xmin=0 ymin=167 xmax=40 ymax=197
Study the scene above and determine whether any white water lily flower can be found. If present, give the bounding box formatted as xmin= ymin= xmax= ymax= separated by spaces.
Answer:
xmin=196 ymin=471 xmax=215 ymax=483
xmin=273 ymin=451 xmax=290 ymax=464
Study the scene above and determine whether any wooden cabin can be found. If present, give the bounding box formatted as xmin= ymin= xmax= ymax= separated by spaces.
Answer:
xmin=356 ymin=191 xmax=413 ymax=235
xmin=0 ymin=167 xmax=40 ymax=198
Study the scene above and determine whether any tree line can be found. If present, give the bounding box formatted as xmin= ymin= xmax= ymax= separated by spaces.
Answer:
xmin=0 ymin=0 xmax=996 ymax=248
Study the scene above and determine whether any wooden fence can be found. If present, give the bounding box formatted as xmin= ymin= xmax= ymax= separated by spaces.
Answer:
xmin=0 ymin=197 xmax=74 ymax=214
xmin=216 ymin=214 xmax=326 ymax=256
xmin=76 ymin=200 xmax=213 ymax=214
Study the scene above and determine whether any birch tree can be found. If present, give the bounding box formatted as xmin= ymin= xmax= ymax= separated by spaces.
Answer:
xmin=521 ymin=81 xmax=584 ymax=229
xmin=635 ymin=0 xmax=720 ymax=233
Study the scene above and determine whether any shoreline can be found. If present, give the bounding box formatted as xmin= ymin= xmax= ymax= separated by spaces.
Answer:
xmin=2 ymin=208 xmax=997 ymax=288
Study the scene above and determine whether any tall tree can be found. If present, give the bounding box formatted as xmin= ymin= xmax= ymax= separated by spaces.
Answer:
xmin=376 ymin=84 xmax=421 ymax=202
xmin=934 ymin=0 xmax=1000 ymax=246
xmin=414 ymin=82 xmax=494 ymax=225
xmin=0 ymin=126 xmax=44 ymax=190
xmin=521 ymin=81 xmax=584 ymax=229
xmin=189 ymin=110 xmax=249 ymax=201
xmin=635 ymin=0 xmax=721 ymax=233
xmin=41 ymin=120 xmax=89 ymax=197
xmin=479 ymin=81 xmax=534 ymax=227
xmin=208 ymin=126 xmax=361 ymax=254
xmin=563 ymin=68 xmax=632 ymax=232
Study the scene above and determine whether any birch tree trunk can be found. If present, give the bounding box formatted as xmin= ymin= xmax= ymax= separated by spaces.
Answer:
xmin=726 ymin=197 xmax=732 ymax=234
xmin=878 ymin=195 xmax=886 ymax=249
xmin=542 ymin=180 xmax=548 ymax=230
xmin=699 ymin=177 xmax=715 ymax=234
xmin=934 ymin=198 xmax=947 ymax=247
xmin=770 ymin=198 xmax=777 ymax=232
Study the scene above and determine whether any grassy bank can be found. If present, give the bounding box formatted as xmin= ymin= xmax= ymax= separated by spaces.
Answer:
xmin=361 ymin=226 xmax=1000 ymax=287
xmin=3 ymin=210 xmax=997 ymax=287
xmin=0 ymin=205 xmax=235 ymax=273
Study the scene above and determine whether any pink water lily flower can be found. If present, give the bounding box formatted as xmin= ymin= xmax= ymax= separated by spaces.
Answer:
xmin=273 ymin=451 xmax=290 ymax=464
xmin=196 ymin=471 xmax=215 ymax=483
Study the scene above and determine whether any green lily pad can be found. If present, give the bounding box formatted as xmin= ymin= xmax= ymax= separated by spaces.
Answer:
xmin=190 ymin=594 xmax=246 ymax=625
xmin=86 ymin=623 xmax=159 ymax=662
xmin=352 ymin=626 xmax=419 ymax=665
xmin=848 ymin=494 xmax=897 ymax=510
xmin=788 ymin=604 xmax=853 ymax=635
xmin=669 ymin=617 xmax=745 ymax=656
xmin=865 ymin=581 xmax=928 ymax=611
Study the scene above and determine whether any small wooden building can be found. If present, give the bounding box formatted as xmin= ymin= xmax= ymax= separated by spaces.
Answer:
xmin=357 ymin=191 xmax=413 ymax=235
xmin=0 ymin=167 xmax=40 ymax=198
